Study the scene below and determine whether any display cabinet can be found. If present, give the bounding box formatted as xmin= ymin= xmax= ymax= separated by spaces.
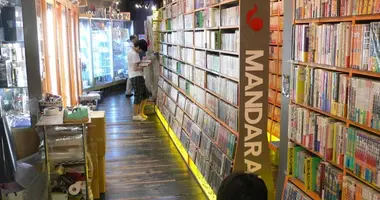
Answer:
xmin=79 ymin=17 xmax=133 ymax=91
xmin=91 ymin=19 xmax=113 ymax=86
xmin=0 ymin=0 xmax=82 ymax=126
xmin=0 ymin=1 xmax=42 ymax=128
xmin=80 ymin=18 xmax=93 ymax=89
xmin=112 ymin=20 xmax=133 ymax=81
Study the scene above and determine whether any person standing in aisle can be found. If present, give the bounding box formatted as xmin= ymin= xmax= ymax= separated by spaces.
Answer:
xmin=125 ymin=35 xmax=138 ymax=98
xmin=128 ymin=39 xmax=151 ymax=121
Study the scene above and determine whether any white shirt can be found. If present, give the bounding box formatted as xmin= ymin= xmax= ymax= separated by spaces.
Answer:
xmin=127 ymin=49 xmax=143 ymax=78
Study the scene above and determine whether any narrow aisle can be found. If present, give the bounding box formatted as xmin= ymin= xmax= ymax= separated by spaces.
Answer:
xmin=98 ymin=92 xmax=207 ymax=200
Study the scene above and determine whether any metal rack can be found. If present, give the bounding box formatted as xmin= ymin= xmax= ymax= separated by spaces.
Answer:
xmin=36 ymin=113 xmax=90 ymax=200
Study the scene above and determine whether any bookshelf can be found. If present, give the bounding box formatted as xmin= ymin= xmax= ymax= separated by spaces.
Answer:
xmin=269 ymin=0 xmax=284 ymax=186
xmin=283 ymin=0 xmax=380 ymax=199
xmin=155 ymin=0 xmax=275 ymax=199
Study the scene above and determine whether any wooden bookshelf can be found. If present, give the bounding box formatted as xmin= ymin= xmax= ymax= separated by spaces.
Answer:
xmin=287 ymin=177 xmax=322 ymax=200
xmin=268 ymin=1 xmax=283 ymax=195
xmin=161 ymin=64 xmax=239 ymax=109
xmin=268 ymin=0 xmax=283 ymax=149
xmin=290 ymin=139 xmax=344 ymax=170
xmin=294 ymin=14 xmax=380 ymax=24
xmin=290 ymin=101 xmax=347 ymax=123
xmin=160 ymin=53 xmax=239 ymax=82
xmin=161 ymin=74 xmax=239 ymax=137
xmin=284 ymin=0 xmax=380 ymax=198
xmin=345 ymin=170 xmax=380 ymax=192
xmin=157 ymin=0 xmax=276 ymax=199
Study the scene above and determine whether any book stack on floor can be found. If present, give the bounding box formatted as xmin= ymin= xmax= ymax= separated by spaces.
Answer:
xmin=285 ymin=0 xmax=380 ymax=199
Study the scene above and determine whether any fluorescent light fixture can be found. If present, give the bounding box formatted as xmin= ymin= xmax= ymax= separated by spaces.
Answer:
xmin=135 ymin=4 xmax=139 ymax=8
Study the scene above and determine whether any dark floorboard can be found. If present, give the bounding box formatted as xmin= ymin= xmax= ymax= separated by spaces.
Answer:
xmin=99 ymin=92 xmax=207 ymax=200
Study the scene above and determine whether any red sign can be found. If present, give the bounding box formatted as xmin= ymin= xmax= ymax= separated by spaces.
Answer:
xmin=246 ymin=4 xmax=263 ymax=32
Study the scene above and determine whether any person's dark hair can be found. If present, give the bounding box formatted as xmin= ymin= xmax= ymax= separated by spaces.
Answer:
xmin=217 ymin=173 xmax=268 ymax=200
xmin=130 ymin=35 xmax=137 ymax=41
xmin=134 ymin=39 xmax=148 ymax=52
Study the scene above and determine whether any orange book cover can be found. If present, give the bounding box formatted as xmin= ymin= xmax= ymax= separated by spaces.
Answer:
xmin=357 ymin=0 xmax=362 ymax=14
xmin=363 ymin=0 xmax=369 ymax=14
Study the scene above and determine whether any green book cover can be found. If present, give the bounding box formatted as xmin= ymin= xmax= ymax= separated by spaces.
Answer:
xmin=293 ymin=146 xmax=304 ymax=178
xmin=215 ymin=31 xmax=221 ymax=50
xmin=304 ymin=157 xmax=321 ymax=191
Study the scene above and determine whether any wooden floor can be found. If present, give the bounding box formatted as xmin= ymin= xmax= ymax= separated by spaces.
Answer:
xmin=98 ymin=92 xmax=207 ymax=200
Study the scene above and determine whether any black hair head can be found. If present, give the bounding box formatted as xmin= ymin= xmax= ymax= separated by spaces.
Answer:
xmin=217 ymin=173 xmax=268 ymax=200
xmin=134 ymin=39 xmax=148 ymax=52
xmin=130 ymin=35 xmax=137 ymax=41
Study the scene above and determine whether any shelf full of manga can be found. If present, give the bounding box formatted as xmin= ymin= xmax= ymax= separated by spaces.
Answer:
xmin=283 ymin=0 xmax=380 ymax=199
xmin=155 ymin=0 xmax=275 ymax=199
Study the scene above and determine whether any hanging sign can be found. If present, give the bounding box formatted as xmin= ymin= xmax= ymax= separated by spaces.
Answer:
xmin=234 ymin=0 xmax=275 ymax=200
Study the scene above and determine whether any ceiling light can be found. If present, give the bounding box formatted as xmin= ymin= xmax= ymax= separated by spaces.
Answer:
xmin=135 ymin=4 xmax=139 ymax=8
xmin=151 ymin=5 xmax=157 ymax=11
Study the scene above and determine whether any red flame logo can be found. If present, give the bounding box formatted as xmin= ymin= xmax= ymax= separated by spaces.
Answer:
xmin=246 ymin=4 xmax=263 ymax=31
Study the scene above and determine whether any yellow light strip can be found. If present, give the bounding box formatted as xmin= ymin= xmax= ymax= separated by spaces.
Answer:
xmin=188 ymin=157 xmax=217 ymax=200
xmin=155 ymin=107 xmax=216 ymax=200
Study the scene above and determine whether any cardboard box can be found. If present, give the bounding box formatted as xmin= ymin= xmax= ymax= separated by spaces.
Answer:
xmin=88 ymin=111 xmax=106 ymax=156
xmin=12 ymin=128 xmax=39 ymax=160
xmin=98 ymin=156 xmax=106 ymax=193
xmin=88 ymin=142 xmax=100 ymax=199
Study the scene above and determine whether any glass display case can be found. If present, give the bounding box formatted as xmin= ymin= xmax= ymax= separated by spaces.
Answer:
xmin=0 ymin=88 xmax=30 ymax=128
xmin=91 ymin=19 xmax=113 ymax=86
xmin=112 ymin=20 xmax=133 ymax=81
xmin=80 ymin=18 xmax=93 ymax=89
xmin=0 ymin=4 xmax=31 ymax=128
xmin=0 ymin=0 xmax=81 ymax=125
xmin=80 ymin=18 xmax=133 ymax=90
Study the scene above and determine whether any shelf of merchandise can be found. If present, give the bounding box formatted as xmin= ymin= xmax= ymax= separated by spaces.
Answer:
xmin=36 ymin=114 xmax=90 ymax=200
xmin=156 ymin=1 xmax=275 ymax=199
xmin=289 ymin=139 xmax=344 ymax=170
xmin=287 ymin=176 xmax=322 ymax=200
xmin=160 ymin=72 xmax=238 ymax=137
xmin=159 ymin=50 xmax=239 ymax=82
xmin=268 ymin=0 xmax=283 ymax=191
xmin=0 ymin=0 xmax=81 ymax=127
xmin=283 ymin=1 xmax=380 ymax=198
xmin=79 ymin=16 xmax=133 ymax=92
xmin=158 ymin=80 xmax=236 ymax=166
xmin=155 ymin=92 xmax=218 ymax=200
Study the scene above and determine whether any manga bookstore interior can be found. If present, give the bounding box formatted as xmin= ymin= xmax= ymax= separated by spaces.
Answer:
xmin=0 ymin=0 xmax=379 ymax=199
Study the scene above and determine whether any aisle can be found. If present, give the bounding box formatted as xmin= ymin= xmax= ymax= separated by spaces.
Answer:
xmin=98 ymin=92 xmax=207 ymax=200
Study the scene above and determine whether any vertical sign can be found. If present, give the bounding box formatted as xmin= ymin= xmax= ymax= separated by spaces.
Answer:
xmin=234 ymin=0 xmax=275 ymax=199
